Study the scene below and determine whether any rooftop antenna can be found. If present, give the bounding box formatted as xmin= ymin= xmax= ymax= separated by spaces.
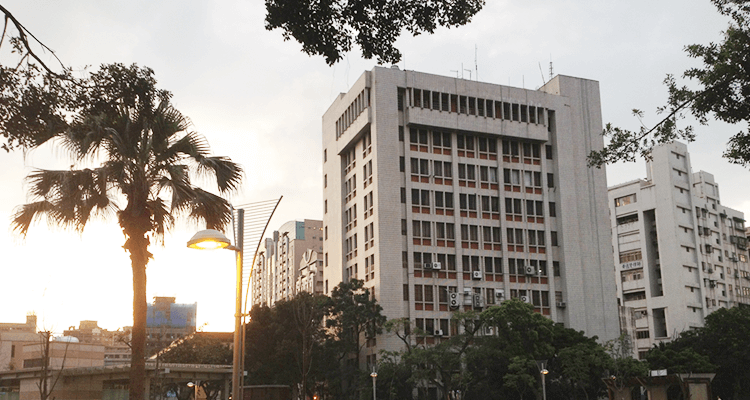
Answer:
xmin=538 ymin=62 xmax=547 ymax=85
xmin=549 ymin=55 xmax=554 ymax=80
xmin=464 ymin=69 xmax=472 ymax=80
xmin=450 ymin=69 xmax=459 ymax=78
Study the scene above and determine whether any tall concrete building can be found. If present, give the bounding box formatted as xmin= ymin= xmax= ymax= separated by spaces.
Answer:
xmin=608 ymin=141 xmax=749 ymax=358
xmin=322 ymin=66 xmax=620 ymax=363
xmin=251 ymin=219 xmax=324 ymax=307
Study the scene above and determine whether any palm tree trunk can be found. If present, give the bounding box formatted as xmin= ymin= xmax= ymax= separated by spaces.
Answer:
xmin=124 ymin=220 xmax=152 ymax=400
xmin=130 ymin=247 xmax=148 ymax=400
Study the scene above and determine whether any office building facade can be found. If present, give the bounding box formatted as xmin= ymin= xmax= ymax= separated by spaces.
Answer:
xmin=609 ymin=141 xmax=749 ymax=358
xmin=322 ymin=66 xmax=620 ymax=362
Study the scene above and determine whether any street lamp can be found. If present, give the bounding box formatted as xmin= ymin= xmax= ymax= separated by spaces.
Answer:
xmin=187 ymin=381 xmax=200 ymax=400
xmin=536 ymin=360 xmax=548 ymax=400
xmin=370 ymin=370 xmax=377 ymax=400
xmin=187 ymin=227 xmax=243 ymax=400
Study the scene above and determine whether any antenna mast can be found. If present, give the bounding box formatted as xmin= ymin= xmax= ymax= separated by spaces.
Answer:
xmin=475 ymin=44 xmax=478 ymax=81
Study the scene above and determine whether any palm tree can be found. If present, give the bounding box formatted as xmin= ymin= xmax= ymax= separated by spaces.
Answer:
xmin=11 ymin=64 xmax=243 ymax=400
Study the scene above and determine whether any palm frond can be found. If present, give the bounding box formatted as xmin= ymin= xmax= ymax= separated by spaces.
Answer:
xmin=196 ymin=156 xmax=244 ymax=193
xmin=148 ymin=197 xmax=175 ymax=245
xmin=186 ymin=188 xmax=232 ymax=230
xmin=11 ymin=201 xmax=56 ymax=236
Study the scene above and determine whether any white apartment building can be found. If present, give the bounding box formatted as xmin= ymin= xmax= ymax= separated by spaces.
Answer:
xmin=322 ymin=66 xmax=620 ymax=363
xmin=251 ymin=219 xmax=324 ymax=307
xmin=608 ymin=141 xmax=749 ymax=359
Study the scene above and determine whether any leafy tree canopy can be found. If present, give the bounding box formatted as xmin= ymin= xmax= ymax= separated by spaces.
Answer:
xmin=264 ymin=0 xmax=486 ymax=65
xmin=588 ymin=0 xmax=750 ymax=169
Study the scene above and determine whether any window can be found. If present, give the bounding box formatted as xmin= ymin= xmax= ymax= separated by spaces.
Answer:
xmin=412 ymin=189 xmax=431 ymax=210
xmin=435 ymin=222 xmax=456 ymax=247
xmin=324 ymin=174 xmax=327 ymax=188
xmin=432 ymin=131 xmax=452 ymax=153
xmin=363 ymin=160 xmax=373 ymax=187
xmin=401 ymin=219 xmax=407 ymax=235
xmin=436 ymin=253 xmax=457 ymax=270
xmin=526 ymin=200 xmax=544 ymax=221
xmin=462 ymin=255 xmax=481 ymax=272
xmin=528 ymin=230 xmax=546 ymax=253
xmin=482 ymin=226 xmax=502 ymax=249
xmin=503 ymin=168 xmax=521 ymax=191
xmin=364 ymin=191 xmax=374 ymax=218
xmin=523 ymin=171 xmax=542 ymax=192
xmin=479 ymin=166 xmax=499 ymax=187
xmin=344 ymin=205 xmax=357 ymax=232
xmin=522 ymin=142 xmax=541 ymax=164
xmin=413 ymin=220 xmax=432 ymax=245
xmin=409 ymin=127 xmax=429 ymax=150
xmin=545 ymin=144 xmax=553 ymax=159
xmin=505 ymin=197 xmax=523 ymax=221
xmin=401 ymin=188 xmax=406 ymax=204
xmin=433 ymin=160 xmax=453 ymax=183
xmin=614 ymin=194 xmax=637 ymax=207
xmin=507 ymin=228 xmax=524 ymax=250
xmin=324 ymin=200 xmax=327 ymax=214
xmin=399 ymin=156 xmax=405 ymax=172
xmin=548 ymin=202 xmax=556 ymax=217
xmin=458 ymin=163 xmax=477 ymax=187
xmin=619 ymin=250 xmax=642 ymax=263
xmin=480 ymin=195 xmax=500 ymax=219
xmin=546 ymin=173 xmax=554 ymax=188
xmin=553 ymin=261 xmax=560 ymax=277
xmin=364 ymin=254 xmax=375 ymax=281
xmin=459 ymin=193 xmax=478 ymax=216
xmin=477 ymin=137 xmax=497 ymax=159
xmin=364 ymin=222 xmax=375 ymax=249
xmin=461 ymin=224 xmax=480 ymax=249
xmin=324 ymin=149 xmax=327 ymax=162
xmin=551 ymin=231 xmax=558 ymax=246
xmin=616 ymin=213 xmax=639 ymax=225
xmin=397 ymin=88 xmax=405 ymax=111
xmin=399 ymin=126 xmax=404 ymax=141
xmin=362 ymin=131 xmax=372 ymax=157
xmin=502 ymin=140 xmax=520 ymax=161
xmin=403 ymin=284 xmax=409 ymax=300
xmin=508 ymin=258 xmax=525 ymax=276
xmin=410 ymin=157 xmax=430 ymax=178
xmin=434 ymin=191 xmax=454 ymax=215
xmin=344 ymin=174 xmax=357 ymax=202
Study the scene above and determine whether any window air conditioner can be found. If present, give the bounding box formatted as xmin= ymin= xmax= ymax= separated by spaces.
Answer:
xmin=556 ymin=301 xmax=566 ymax=308
xmin=520 ymin=295 xmax=530 ymax=303
xmin=483 ymin=326 xmax=494 ymax=335
xmin=525 ymin=265 xmax=536 ymax=275
xmin=432 ymin=262 xmax=442 ymax=270
xmin=449 ymin=293 xmax=460 ymax=308
xmin=434 ymin=329 xmax=444 ymax=336
xmin=423 ymin=262 xmax=433 ymax=270
xmin=495 ymin=289 xmax=505 ymax=299
xmin=473 ymin=294 xmax=484 ymax=308
xmin=472 ymin=271 xmax=482 ymax=280
xmin=463 ymin=288 xmax=473 ymax=295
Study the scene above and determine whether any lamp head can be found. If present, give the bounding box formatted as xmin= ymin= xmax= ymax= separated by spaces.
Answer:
xmin=187 ymin=229 xmax=233 ymax=250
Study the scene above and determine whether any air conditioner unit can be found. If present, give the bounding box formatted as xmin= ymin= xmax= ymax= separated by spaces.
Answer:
xmin=449 ymin=293 xmax=460 ymax=308
xmin=709 ymin=281 xmax=716 ymax=288
xmin=735 ymin=272 xmax=740 ymax=278
xmin=730 ymin=256 xmax=738 ymax=262
xmin=730 ymin=236 xmax=738 ymax=244
xmin=495 ymin=289 xmax=505 ymax=299
xmin=520 ymin=295 xmax=530 ymax=303
xmin=473 ymin=294 xmax=484 ymax=308
xmin=434 ymin=329 xmax=444 ymax=336
xmin=472 ymin=271 xmax=482 ymax=280
xmin=483 ymin=326 xmax=494 ymax=335
xmin=707 ymin=268 xmax=713 ymax=274
xmin=525 ymin=265 xmax=536 ymax=275
xmin=432 ymin=262 xmax=442 ymax=270
xmin=556 ymin=301 xmax=566 ymax=308
xmin=423 ymin=262 xmax=433 ymax=270
xmin=463 ymin=288 xmax=473 ymax=295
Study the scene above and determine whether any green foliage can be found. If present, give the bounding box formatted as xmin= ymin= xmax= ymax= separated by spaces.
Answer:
xmin=588 ymin=0 xmax=750 ymax=169
xmin=159 ymin=334 xmax=232 ymax=365
xmin=244 ymin=282 xmax=386 ymax=400
xmin=646 ymin=305 xmax=750 ymax=399
xmin=264 ymin=0 xmax=486 ymax=65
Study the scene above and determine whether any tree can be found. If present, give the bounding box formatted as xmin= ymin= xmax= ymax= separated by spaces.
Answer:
xmin=588 ymin=0 xmax=750 ymax=169
xmin=11 ymin=64 xmax=242 ymax=400
xmin=0 ymin=5 xmax=75 ymax=151
xmin=158 ymin=333 xmax=233 ymax=365
xmin=264 ymin=0 xmax=486 ymax=66
xmin=603 ymin=334 xmax=648 ymax=400
xmin=323 ymin=279 xmax=386 ymax=399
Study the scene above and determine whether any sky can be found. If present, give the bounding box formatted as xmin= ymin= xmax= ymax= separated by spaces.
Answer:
xmin=0 ymin=0 xmax=748 ymax=334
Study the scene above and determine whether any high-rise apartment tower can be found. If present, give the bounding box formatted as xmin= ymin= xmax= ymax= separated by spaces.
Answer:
xmin=608 ymin=141 xmax=749 ymax=358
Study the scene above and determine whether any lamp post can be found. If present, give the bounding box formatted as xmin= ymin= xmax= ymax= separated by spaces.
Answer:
xmin=370 ymin=371 xmax=377 ymax=400
xmin=187 ymin=381 xmax=200 ymax=400
xmin=187 ymin=225 xmax=244 ymax=400
xmin=535 ymin=360 xmax=548 ymax=400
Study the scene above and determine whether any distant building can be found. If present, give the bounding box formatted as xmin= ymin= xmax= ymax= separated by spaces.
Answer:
xmin=608 ymin=141 xmax=749 ymax=358
xmin=63 ymin=321 xmax=132 ymax=366
xmin=146 ymin=297 xmax=197 ymax=356
xmin=0 ymin=314 xmax=36 ymax=333
xmin=0 ymin=314 xmax=39 ymax=371
xmin=251 ymin=219 xmax=324 ymax=307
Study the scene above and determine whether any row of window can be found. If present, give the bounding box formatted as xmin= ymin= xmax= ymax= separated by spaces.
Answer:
xmin=408 ymin=252 xmax=561 ymax=277
xmin=336 ymin=88 xmax=369 ymax=139
xmin=404 ymin=87 xmax=548 ymax=127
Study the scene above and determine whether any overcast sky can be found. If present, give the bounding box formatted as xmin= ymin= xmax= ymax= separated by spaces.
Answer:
xmin=0 ymin=0 xmax=747 ymax=333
